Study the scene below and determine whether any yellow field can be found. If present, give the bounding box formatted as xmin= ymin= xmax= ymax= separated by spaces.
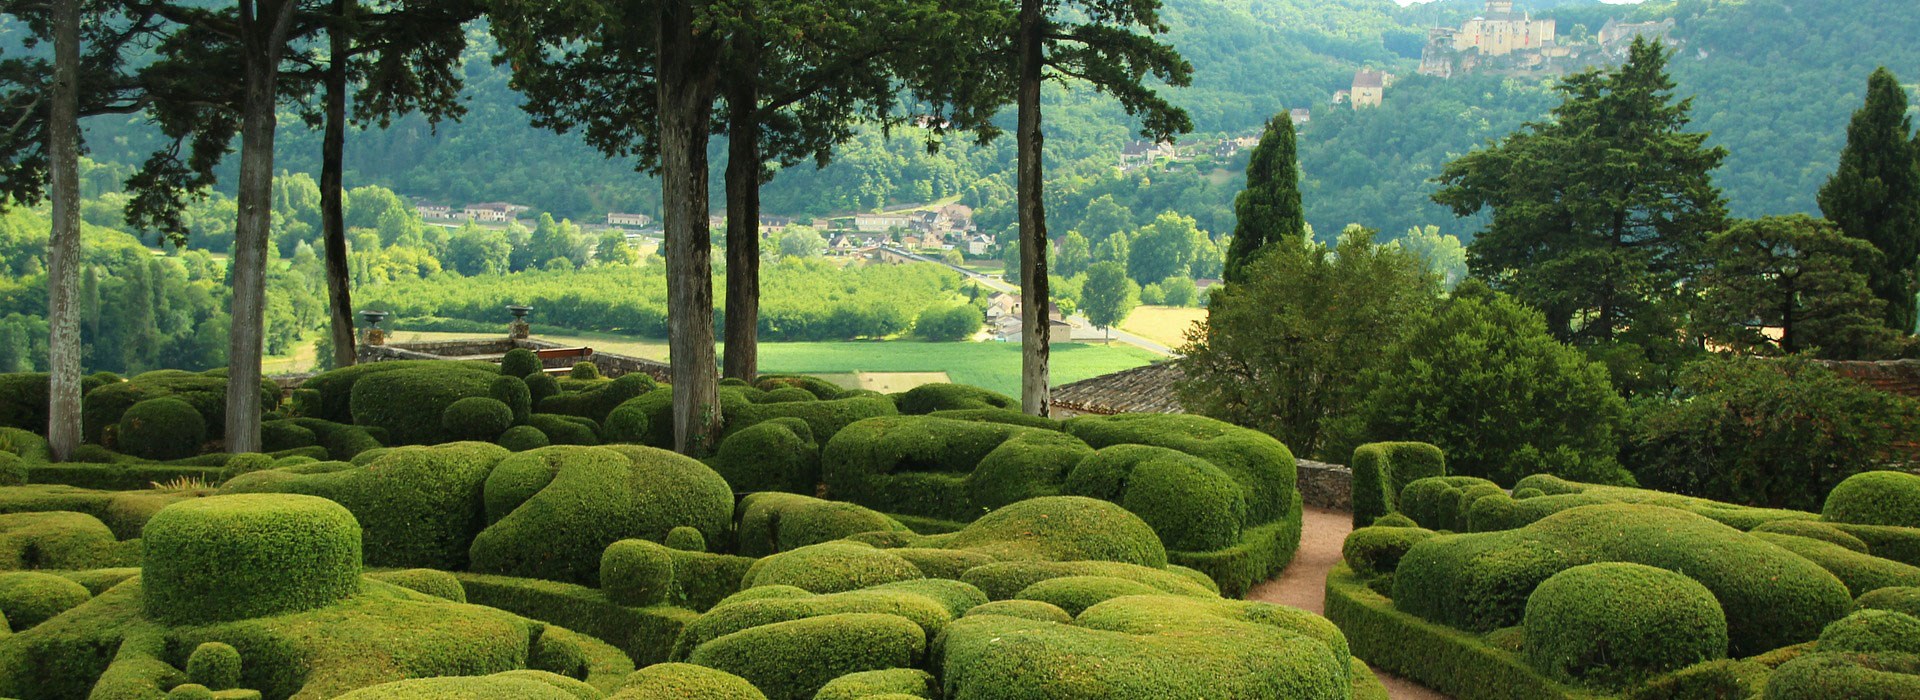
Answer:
xmin=1119 ymin=306 xmax=1207 ymax=349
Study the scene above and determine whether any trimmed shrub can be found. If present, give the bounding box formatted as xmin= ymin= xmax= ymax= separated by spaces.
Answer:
xmin=823 ymin=416 xmax=1092 ymax=523
xmin=611 ymin=663 xmax=767 ymax=699
xmin=443 ymin=397 xmax=516 ymax=442
xmin=220 ymin=442 xmax=509 ymax=569
xmin=168 ymin=684 xmax=214 ymax=700
xmin=0 ymin=571 xmax=91 ymax=629
xmin=85 ymin=369 xmax=277 ymax=443
xmin=1063 ymin=444 xmax=1248 ymax=551
xmin=942 ymin=496 xmax=1167 ymax=567
xmin=186 ymin=641 xmax=242 ymax=690
xmin=735 ymin=493 xmax=906 ymax=558
xmin=530 ymin=413 xmax=602 ymax=445
xmin=493 ymin=375 xmax=534 ymax=424
xmin=666 ymin=526 xmax=706 ymax=552
xmin=1014 ymin=575 xmax=1166 ymax=616
xmin=1392 ymin=503 xmax=1852 ymax=656
xmin=1342 ymin=526 xmax=1436 ymax=578
xmin=0 ymin=510 xmax=126 ymax=571
xmin=722 ymin=393 xmax=900 ymax=445
xmin=962 ymin=599 xmax=1073 ymax=623
xmin=1522 ymin=562 xmax=1729 ymax=689
xmin=1466 ymin=492 xmax=1615 ymax=533
xmin=760 ymin=387 xmax=816 ymax=403
xmin=927 ymin=408 xmax=1062 ymax=430
xmin=1350 ymin=442 xmax=1445 ymax=528
xmin=368 ymin=569 xmax=467 ymax=603
xmin=1818 ymin=609 xmax=1920 ymax=654
xmin=1755 ymin=519 xmax=1871 ymax=551
xmin=814 ymin=669 xmax=936 ymax=700
xmin=260 ymin=419 xmax=320 ymax=453
xmin=754 ymin=375 xmax=846 ymax=400
xmin=1825 ymin=471 xmax=1920 ymax=529
xmin=140 ymin=493 xmax=363 ymax=624
xmin=887 ymin=548 xmax=996 ymax=580
xmin=894 ymin=383 xmax=1016 ymax=415
xmin=1063 ymin=412 xmax=1297 ymax=525
xmin=1858 ymin=586 xmax=1920 ymax=618
xmin=472 ymin=445 xmax=734 ymax=585
xmin=350 ymin=362 xmax=504 ymax=444
xmin=686 ymin=612 xmax=926 ymax=700
xmin=499 ymin=425 xmax=552 ymax=451
xmin=526 ymin=373 xmax=562 ymax=406
xmin=571 ymin=362 xmax=602 ymax=380
xmin=1388 ymin=476 xmax=1497 ymax=530
xmin=674 ymin=579 xmax=981 ymax=661
xmin=1831 ymin=523 xmax=1920 ymax=568
xmin=116 ymin=397 xmax=207 ymax=460
xmin=502 ymin=348 xmax=544 ymax=379
xmin=603 ymin=538 xmax=676 ymax=606
xmin=959 ymin=560 xmax=1216 ymax=601
xmin=707 ymin=418 xmax=818 ymax=494
xmin=1509 ymin=473 xmax=1818 ymax=531
xmin=334 ymin=675 xmax=583 ymax=700
xmin=1761 ymin=653 xmax=1920 ymax=700
xmin=0 ymin=373 xmax=50 ymax=432
xmin=1372 ymin=512 xmax=1418 ymax=528
xmin=1753 ymin=531 xmax=1920 ymax=596
xmin=541 ymin=373 xmax=658 ymax=424
xmin=741 ymin=542 xmax=924 ymax=594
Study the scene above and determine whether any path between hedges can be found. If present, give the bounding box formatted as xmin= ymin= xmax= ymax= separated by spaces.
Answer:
xmin=1245 ymin=505 xmax=1449 ymax=700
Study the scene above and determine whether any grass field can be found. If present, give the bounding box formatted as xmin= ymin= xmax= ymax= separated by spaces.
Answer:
xmin=278 ymin=331 xmax=1157 ymax=397
xmin=1119 ymin=306 xmax=1207 ymax=349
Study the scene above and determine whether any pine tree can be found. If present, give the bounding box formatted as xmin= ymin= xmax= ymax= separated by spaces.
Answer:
xmin=1818 ymin=67 xmax=1920 ymax=334
xmin=1224 ymin=113 xmax=1305 ymax=283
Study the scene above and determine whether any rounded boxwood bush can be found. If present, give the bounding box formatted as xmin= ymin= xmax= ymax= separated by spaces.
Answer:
xmin=1523 ymin=562 xmax=1729 ymax=688
xmin=759 ymin=387 xmax=816 ymax=403
xmin=498 ymin=425 xmax=551 ymax=452
xmin=1753 ymin=531 xmax=1920 ymax=596
xmin=1762 ymin=653 xmax=1920 ymax=699
xmin=602 ymin=538 xmax=675 ymax=606
xmin=491 ymin=376 xmax=533 ymax=424
xmin=742 ymin=542 xmax=924 ymax=594
xmin=368 ymin=568 xmax=467 ymax=603
xmin=894 ymin=383 xmax=1015 ymax=415
xmin=943 ymin=496 xmax=1167 ymax=567
xmin=117 ymin=397 xmax=206 ymax=460
xmin=186 ymin=641 xmax=242 ymax=689
xmin=602 ymin=400 xmax=652 ymax=445
xmin=1824 ymin=471 xmax=1920 ymax=529
xmin=260 ymin=419 xmax=319 ymax=453
xmin=1342 ymin=525 xmax=1436 ymax=578
xmin=665 ymin=526 xmax=706 ymax=552
xmin=570 ymin=362 xmax=601 ymax=380
xmin=616 ymin=662 xmax=767 ymax=700
xmin=736 ymin=493 xmax=904 ymax=558
xmin=334 ymin=675 xmax=583 ymax=700
xmin=525 ymin=373 xmax=561 ymax=406
xmin=0 ymin=571 xmax=91 ymax=629
xmin=707 ymin=418 xmax=818 ymax=494
xmin=1754 ymin=519 xmax=1870 ymax=552
xmin=442 ymin=397 xmax=516 ymax=442
xmin=0 ymin=452 xmax=26 ymax=486
xmin=1063 ymin=444 xmax=1248 ymax=552
xmin=1015 ymin=575 xmax=1166 ymax=616
xmin=528 ymin=413 xmax=601 ymax=446
xmin=1857 ymin=586 xmax=1920 ymax=618
xmin=141 ymin=493 xmax=363 ymax=624
xmin=962 ymin=599 xmax=1073 ymax=623
xmin=686 ymin=612 xmax=926 ymax=700
xmin=501 ymin=348 xmax=543 ymax=379
xmin=1818 ymin=609 xmax=1920 ymax=654
xmin=814 ymin=669 xmax=936 ymax=700
xmin=350 ymin=363 xmax=504 ymax=445
xmin=167 ymin=684 xmax=214 ymax=700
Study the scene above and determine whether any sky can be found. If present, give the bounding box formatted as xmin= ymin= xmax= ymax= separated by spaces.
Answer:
xmin=1395 ymin=0 xmax=1645 ymax=4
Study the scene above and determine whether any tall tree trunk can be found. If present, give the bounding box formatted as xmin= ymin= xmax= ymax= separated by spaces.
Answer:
xmin=45 ymin=0 xmax=82 ymax=461
xmin=723 ymin=79 xmax=761 ymax=382
xmin=321 ymin=0 xmax=356 ymax=369
xmin=227 ymin=0 xmax=295 ymax=454
xmin=1017 ymin=0 xmax=1050 ymax=416
xmin=658 ymin=1 xmax=722 ymax=455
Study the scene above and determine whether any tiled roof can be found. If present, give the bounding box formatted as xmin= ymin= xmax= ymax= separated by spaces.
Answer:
xmin=1050 ymin=361 xmax=1186 ymax=415
xmin=1353 ymin=70 xmax=1386 ymax=89
xmin=1815 ymin=359 xmax=1920 ymax=460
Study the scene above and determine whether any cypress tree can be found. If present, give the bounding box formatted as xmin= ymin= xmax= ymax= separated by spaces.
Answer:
xmin=1224 ymin=113 xmax=1306 ymax=283
xmin=1818 ymin=67 xmax=1920 ymax=334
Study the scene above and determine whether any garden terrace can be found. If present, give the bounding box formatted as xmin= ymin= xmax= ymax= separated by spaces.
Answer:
xmin=0 ymin=364 xmax=1373 ymax=700
xmin=358 ymin=336 xmax=673 ymax=384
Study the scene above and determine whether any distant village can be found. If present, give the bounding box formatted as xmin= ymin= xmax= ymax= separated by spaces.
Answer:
xmin=1416 ymin=0 xmax=1679 ymax=80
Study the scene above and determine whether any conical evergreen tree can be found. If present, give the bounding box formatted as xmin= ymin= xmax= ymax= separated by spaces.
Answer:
xmin=1224 ymin=113 xmax=1306 ymax=283
xmin=1818 ymin=67 xmax=1920 ymax=334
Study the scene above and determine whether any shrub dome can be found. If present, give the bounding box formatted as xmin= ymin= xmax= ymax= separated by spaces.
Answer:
xmin=1522 ymin=562 xmax=1729 ymax=688
xmin=141 ymin=493 xmax=363 ymax=624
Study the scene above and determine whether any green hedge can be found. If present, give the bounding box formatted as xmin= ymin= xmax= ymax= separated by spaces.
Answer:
xmin=367 ymin=569 xmax=468 ymax=603
xmin=140 ymin=493 xmax=363 ymax=624
xmin=686 ymin=612 xmax=926 ymax=700
xmin=706 ymin=419 xmax=819 ymax=494
xmin=1510 ymin=473 xmax=1819 ymax=531
xmin=84 ymin=369 xmax=278 ymax=444
xmin=471 ymin=445 xmax=733 ymax=586
xmin=1392 ymin=503 xmax=1853 ymax=657
xmin=961 ymin=599 xmax=1072 ymax=623
xmin=893 ymin=383 xmax=1017 ymax=415
xmin=1753 ymin=531 xmax=1920 ymax=596
xmin=823 ymin=416 xmax=1092 ymax=522
xmin=1342 ymin=525 xmax=1437 ymax=578
xmin=958 ymin=559 xmax=1216 ymax=601
xmin=303 ymin=360 xmax=484 ymax=424
xmin=1013 ymin=575 xmax=1168 ymax=616
xmin=739 ymin=542 xmax=924 ymax=594
xmin=0 ymin=571 xmax=92 ymax=629
xmin=541 ymin=374 xmax=659 ymax=425
xmin=332 ymin=673 xmax=587 ymax=700
xmin=457 ymin=572 xmax=696 ymax=668
xmin=602 ymin=538 xmax=676 ymax=607
xmin=721 ymin=392 xmax=899 ymax=445
xmin=530 ymin=413 xmax=602 ymax=445
xmin=444 ymin=397 xmax=516 ymax=442
xmin=1522 ymin=562 xmax=1729 ymax=689
xmin=116 ymin=397 xmax=207 ymax=460
xmin=814 ymin=669 xmax=936 ymax=700
xmin=499 ymin=425 xmax=552 ymax=451
xmin=1830 ymin=523 xmax=1920 ymax=568
xmin=349 ymin=362 xmax=505 ymax=444
xmin=672 ymin=579 xmax=982 ymax=661
xmin=1824 ymin=471 xmax=1920 ymax=529
xmin=938 ymin=496 xmax=1167 ymax=568
xmin=1761 ymin=652 xmax=1920 ymax=699
xmin=611 ymin=663 xmax=767 ymax=699
xmin=1754 ymin=519 xmax=1871 ymax=551
xmin=1818 ymin=609 xmax=1920 ymax=655
xmin=1350 ymin=442 xmax=1445 ymax=528
xmin=502 ymin=349 xmax=544 ymax=379
xmin=221 ymin=442 xmax=509 ymax=569
xmin=1062 ymin=413 xmax=1297 ymax=526
xmin=1062 ymin=444 xmax=1247 ymax=552
xmin=734 ymin=493 xmax=906 ymax=558
xmin=1857 ymin=586 xmax=1920 ymax=618
xmin=0 ymin=510 xmax=135 ymax=571
xmin=1167 ymin=495 xmax=1305 ymax=597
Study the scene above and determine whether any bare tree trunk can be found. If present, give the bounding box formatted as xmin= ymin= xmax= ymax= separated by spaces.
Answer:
xmin=658 ymin=0 xmax=722 ymax=455
xmin=1017 ymin=0 xmax=1050 ymax=416
xmin=321 ymin=0 xmax=356 ymax=369
xmin=45 ymin=0 xmax=82 ymax=461
xmin=226 ymin=0 xmax=296 ymax=453
xmin=722 ymin=80 xmax=761 ymax=382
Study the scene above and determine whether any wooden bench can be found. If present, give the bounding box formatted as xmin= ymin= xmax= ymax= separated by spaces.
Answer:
xmin=534 ymin=346 xmax=595 ymax=374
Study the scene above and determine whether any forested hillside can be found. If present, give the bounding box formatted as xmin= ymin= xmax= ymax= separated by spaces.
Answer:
xmin=70 ymin=0 xmax=1920 ymax=249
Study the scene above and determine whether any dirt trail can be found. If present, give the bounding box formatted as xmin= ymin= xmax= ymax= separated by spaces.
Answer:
xmin=1244 ymin=505 xmax=1449 ymax=700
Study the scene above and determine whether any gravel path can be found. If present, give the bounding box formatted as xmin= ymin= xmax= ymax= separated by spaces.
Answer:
xmin=1244 ymin=505 xmax=1449 ymax=700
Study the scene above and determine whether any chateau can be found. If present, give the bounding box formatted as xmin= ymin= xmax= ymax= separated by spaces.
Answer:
xmin=1419 ymin=1 xmax=1676 ymax=78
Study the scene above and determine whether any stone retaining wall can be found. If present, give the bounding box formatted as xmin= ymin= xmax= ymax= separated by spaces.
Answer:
xmin=1297 ymin=459 xmax=1352 ymax=511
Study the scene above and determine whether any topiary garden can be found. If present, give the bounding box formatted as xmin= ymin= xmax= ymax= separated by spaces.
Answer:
xmin=0 ymin=363 xmax=1371 ymax=699
xmin=1327 ymin=463 xmax=1920 ymax=699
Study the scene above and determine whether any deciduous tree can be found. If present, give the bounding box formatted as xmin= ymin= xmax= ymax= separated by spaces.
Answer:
xmin=1080 ymin=260 xmax=1137 ymax=340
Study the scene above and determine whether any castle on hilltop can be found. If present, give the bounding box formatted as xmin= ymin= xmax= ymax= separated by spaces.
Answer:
xmin=1419 ymin=1 xmax=1676 ymax=79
